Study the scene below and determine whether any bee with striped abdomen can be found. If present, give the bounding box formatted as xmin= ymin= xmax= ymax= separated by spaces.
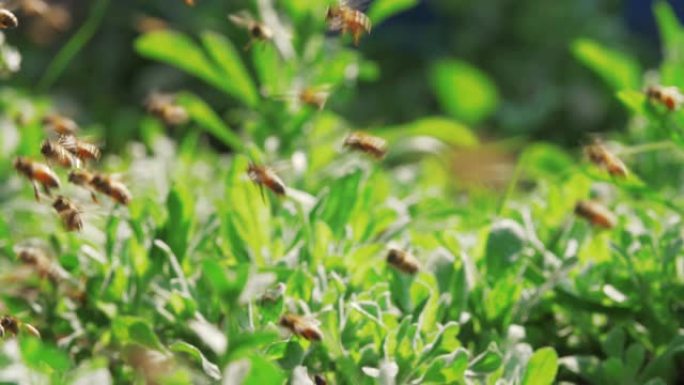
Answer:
xmin=41 ymin=140 xmax=80 ymax=168
xmin=326 ymin=0 xmax=371 ymax=46
xmin=279 ymin=314 xmax=322 ymax=342
xmin=247 ymin=163 xmax=286 ymax=200
xmin=52 ymin=195 xmax=83 ymax=232
xmin=343 ymin=131 xmax=387 ymax=159
xmin=13 ymin=157 xmax=60 ymax=201
xmin=574 ymin=200 xmax=616 ymax=229
xmin=584 ymin=140 xmax=628 ymax=178
xmin=386 ymin=248 xmax=419 ymax=275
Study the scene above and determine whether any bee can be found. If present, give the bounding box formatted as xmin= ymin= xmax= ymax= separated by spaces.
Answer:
xmin=16 ymin=245 xmax=68 ymax=283
xmin=279 ymin=314 xmax=323 ymax=342
xmin=314 ymin=374 xmax=328 ymax=385
xmin=43 ymin=114 xmax=79 ymax=136
xmin=52 ymin=195 xmax=83 ymax=232
xmin=646 ymin=85 xmax=684 ymax=111
xmin=90 ymin=173 xmax=132 ymax=205
xmin=145 ymin=92 xmax=189 ymax=126
xmin=13 ymin=157 xmax=60 ymax=201
xmin=247 ymin=163 xmax=286 ymax=199
xmin=40 ymin=140 xmax=80 ymax=168
xmin=228 ymin=11 xmax=273 ymax=50
xmin=326 ymin=0 xmax=372 ymax=46
xmin=574 ymin=200 xmax=616 ymax=229
xmin=0 ymin=8 xmax=18 ymax=29
xmin=584 ymin=140 xmax=628 ymax=178
xmin=386 ymin=248 xmax=419 ymax=275
xmin=0 ymin=315 xmax=41 ymax=339
xmin=58 ymin=135 xmax=101 ymax=163
xmin=68 ymin=169 xmax=98 ymax=203
xmin=343 ymin=131 xmax=388 ymax=159
xmin=298 ymin=87 xmax=330 ymax=110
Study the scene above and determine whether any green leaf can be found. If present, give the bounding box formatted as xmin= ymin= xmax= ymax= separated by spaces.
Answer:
xmin=161 ymin=183 xmax=195 ymax=261
xmin=430 ymin=60 xmax=499 ymax=124
xmin=170 ymin=341 xmax=221 ymax=380
xmin=485 ymin=219 xmax=526 ymax=280
xmin=602 ymin=327 xmax=625 ymax=358
xmin=617 ymin=90 xmax=647 ymax=115
xmin=112 ymin=317 xmax=164 ymax=350
xmin=522 ymin=347 xmax=558 ymax=385
xmin=20 ymin=338 xmax=72 ymax=373
xmin=469 ymin=343 xmax=502 ymax=373
xmin=243 ymin=355 xmax=286 ymax=385
xmin=571 ymin=38 xmax=641 ymax=90
xmin=200 ymin=31 xmax=259 ymax=107
xmin=377 ymin=116 xmax=479 ymax=148
xmin=177 ymin=92 xmax=244 ymax=151
xmin=368 ymin=0 xmax=418 ymax=25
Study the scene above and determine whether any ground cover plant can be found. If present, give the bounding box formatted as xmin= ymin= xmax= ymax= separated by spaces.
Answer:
xmin=0 ymin=0 xmax=683 ymax=384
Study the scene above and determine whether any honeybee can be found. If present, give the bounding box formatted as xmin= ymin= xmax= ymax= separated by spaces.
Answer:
xmin=0 ymin=315 xmax=40 ymax=338
xmin=646 ymin=85 xmax=684 ymax=111
xmin=145 ymin=92 xmax=189 ymax=126
xmin=326 ymin=0 xmax=372 ymax=46
xmin=574 ymin=200 xmax=616 ymax=229
xmin=58 ymin=135 xmax=101 ymax=163
xmin=43 ymin=114 xmax=79 ymax=136
xmin=41 ymin=140 xmax=80 ymax=168
xmin=0 ymin=8 xmax=18 ymax=29
xmin=584 ymin=140 xmax=628 ymax=178
xmin=13 ymin=157 xmax=60 ymax=201
xmin=343 ymin=131 xmax=387 ymax=159
xmin=52 ymin=195 xmax=83 ymax=231
xmin=386 ymin=248 xmax=419 ymax=275
xmin=16 ymin=245 xmax=68 ymax=283
xmin=228 ymin=11 xmax=273 ymax=50
xmin=247 ymin=163 xmax=286 ymax=199
xmin=279 ymin=314 xmax=322 ymax=342
xmin=68 ymin=169 xmax=98 ymax=203
xmin=299 ymin=87 xmax=330 ymax=110
xmin=314 ymin=374 xmax=328 ymax=385
xmin=91 ymin=173 xmax=131 ymax=205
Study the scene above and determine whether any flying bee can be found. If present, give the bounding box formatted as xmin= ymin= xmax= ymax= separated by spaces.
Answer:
xmin=0 ymin=315 xmax=40 ymax=339
xmin=40 ymin=140 xmax=80 ymax=168
xmin=279 ymin=314 xmax=323 ymax=342
xmin=144 ymin=92 xmax=189 ymax=126
xmin=68 ymin=169 xmax=98 ymax=203
xmin=52 ymin=195 xmax=83 ymax=232
xmin=0 ymin=8 xmax=18 ymax=29
xmin=386 ymin=248 xmax=419 ymax=275
xmin=247 ymin=163 xmax=286 ymax=200
xmin=646 ymin=85 xmax=684 ymax=111
xmin=574 ymin=200 xmax=616 ymax=229
xmin=58 ymin=135 xmax=101 ymax=163
xmin=228 ymin=11 xmax=273 ymax=50
xmin=43 ymin=114 xmax=79 ymax=136
xmin=314 ymin=374 xmax=328 ymax=385
xmin=298 ymin=87 xmax=330 ymax=110
xmin=584 ymin=140 xmax=628 ymax=178
xmin=343 ymin=131 xmax=388 ymax=159
xmin=90 ymin=173 xmax=132 ymax=205
xmin=326 ymin=0 xmax=372 ymax=46
xmin=13 ymin=157 xmax=60 ymax=201
xmin=16 ymin=245 xmax=69 ymax=283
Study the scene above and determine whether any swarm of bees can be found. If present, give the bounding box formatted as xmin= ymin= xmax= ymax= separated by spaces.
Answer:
xmin=645 ymin=85 xmax=684 ymax=111
xmin=0 ymin=315 xmax=40 ymax=339
xmin=584 ymin=140 xmax=628 ymax=178
xmin=326 ymin=0 xmax=372 ymax=46
xmin=279 ymin=314 xmax=323 ymax=342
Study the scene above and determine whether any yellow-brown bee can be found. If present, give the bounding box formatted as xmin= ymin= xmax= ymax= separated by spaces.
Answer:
xmin=16 ymin=246 xmax=66 ymax=283
xmin=0 ymin=315 xmax=40 ymax=339
xmin=90 ymin=173 xmax=131 ymax=205
xmin=326 ymin=1 xmax=371 ymax=46
xmin=584 ymin=140 xmax=628 ymax=178
xmin=53 ymin=195 xmax=83 ymax=232
xmin=646 ymin=85 xmax=684 ymax=111
xmin=145 ymin=92 xmax=189 ymax=126
xmin=0 ymin=8 xmax=18 ymax=29
xmin=343 ymin=131 xmax=387 ymax=159
xmin=68 ymin=169 xmax=98 ymax=203
xmin=228 ymin=11 xmax=273 ymax=50
xmin=298 ymin=87 xmax=330 ymax=110
xmin=43 ymin=114 xmax=79 ymax=136
xmin=13 ymin=157 xmax=61 ymax=201
xmin=279 ymin=314 xmax=323 ymax=342
xmin=247 ymin=163 xmax=286 ymax=199
xmin=574 ymin=200 xmax=616 ymax=229
xmin=41 ymin=140 xmax=80 ymax=168
xmin=386 ymin=248 xmax=419 ymax=275
xmin=58 ymin=135 xmax=101 ymax=163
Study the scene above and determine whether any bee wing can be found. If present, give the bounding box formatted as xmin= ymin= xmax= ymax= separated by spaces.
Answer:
xmin=341 ymin=0 xmax=372 ymax=13
xmin=228 ymin=10 xmax=254 ymax=28
xmin=57 ymin=134 xmax=77 ymax=151
xmin=256 ymin=0 xmax=295 ymax=60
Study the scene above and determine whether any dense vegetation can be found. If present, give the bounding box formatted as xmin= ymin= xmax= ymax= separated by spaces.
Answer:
xmin=0 ymin=0 xmax=683 ymax=384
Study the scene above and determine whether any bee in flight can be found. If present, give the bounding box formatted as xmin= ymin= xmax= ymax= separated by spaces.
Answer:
xmin=40 ymin=139 xmax=80 ymax=168
xmin=52 ymin=195 xmax=83 ymax=232
xmin=0 ymin=315 xmax=40 ymax=339
xmin=313 ymin=374 xmax=328 ymax=385
xmin=646 ymin=85 xmax=684 ymax=111
xmin=279 ymin=314 xmax=323 ymax=342
xmin=326 ymin=0 xmax=372 ymax=46
xmin=68 ymin=169 xmax=99 ymax=203
xmin=386 ymin=248 xmax=419 ymax=275
xmin=16 ymin=245 xmax=67 ymax=283
xmin=297 ymin=86 xmax=330 ymax=111
xmin=247 ymin=163 xmax=286 ymax=200
xmin=13 ymin=157 xmax=60 ymax=201
xmin=0 ymin=8 xmax=18 ymax=29
xmin=43 ymin=113 xmax=79 ymax=136
xmin=584 ymin=140 xmax=628 ymax=178
xmin=574 ymin=200 xmax=616 ymax=229
xmin=145 ymin=92 xmax=189 ymax=126
xmin=228 ymin=11 xmax=273 ymax=50
xmin=343 ymin=131 xmax=387 ymax=159
xmin=58 ymin=134 xmax=101 ymax=163
xmin=90 ymin=173 xmax=132 ymax=205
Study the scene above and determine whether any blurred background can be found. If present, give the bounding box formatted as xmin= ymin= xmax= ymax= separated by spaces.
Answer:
xmin=2 ymin=0 xmax=683 ymax=149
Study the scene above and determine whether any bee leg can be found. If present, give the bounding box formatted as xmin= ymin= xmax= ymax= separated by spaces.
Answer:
xmin=31 ymin=181 xmax=41 ymax=202
xmin=42 ymin=184 xmax=53 ymax=198
xmin=353 ymin=28 xmax=362 ymax=46
xmin=90 ymin=191 xmax=99 ymax=204
xmin=0 ymin=324 xmax=4 ymax=338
